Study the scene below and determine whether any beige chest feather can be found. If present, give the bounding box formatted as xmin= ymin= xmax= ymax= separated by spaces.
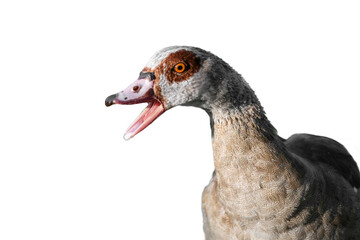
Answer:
xmin=202 ymin=114 xmax=360 ymax=239
xmin=211 ymin=117 xmax=302 ymax=218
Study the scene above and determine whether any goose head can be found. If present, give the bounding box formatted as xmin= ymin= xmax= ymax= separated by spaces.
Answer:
xmin=105 ymin=46 xmax=259 ymax=140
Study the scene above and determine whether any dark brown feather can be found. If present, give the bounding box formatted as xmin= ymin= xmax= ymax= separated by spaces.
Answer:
xmin=284 ymin=133 xmax=360 ymax=188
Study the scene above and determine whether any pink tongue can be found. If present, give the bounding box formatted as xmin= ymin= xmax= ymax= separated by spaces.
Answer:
xmin=124 ymin=100 xmax=165 ymax=140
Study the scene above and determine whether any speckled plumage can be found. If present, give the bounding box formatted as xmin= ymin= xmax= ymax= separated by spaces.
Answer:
xmin=106 ymin=46 xmax=360 ymax=239
xmin=203 ymin=106 xmax=360 ymax=239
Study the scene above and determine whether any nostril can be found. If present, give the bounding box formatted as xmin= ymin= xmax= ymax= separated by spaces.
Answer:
xmin=132 ymin=85 xmax=140 ymax=93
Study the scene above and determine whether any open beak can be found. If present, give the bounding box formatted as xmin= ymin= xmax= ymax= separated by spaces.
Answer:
xmin=105 ymin=77 xmax=165 ymax=140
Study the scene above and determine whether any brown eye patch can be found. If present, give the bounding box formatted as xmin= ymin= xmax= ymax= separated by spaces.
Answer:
xmin=164 ymin=49 xmax=202 ymax=84
xmin=140 ymin=49 xmax=203 ymax=106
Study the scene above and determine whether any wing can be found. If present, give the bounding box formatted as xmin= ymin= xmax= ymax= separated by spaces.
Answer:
xmin=284 ymin=133 xmax=360 ymax=189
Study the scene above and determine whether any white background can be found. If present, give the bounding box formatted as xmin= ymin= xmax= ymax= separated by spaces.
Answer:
xmin=1 ymin=1 xmax=359 ymax=239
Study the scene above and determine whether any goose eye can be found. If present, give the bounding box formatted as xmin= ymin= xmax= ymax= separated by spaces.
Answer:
xmin=173 ymin=62 xmax=186 ymax=73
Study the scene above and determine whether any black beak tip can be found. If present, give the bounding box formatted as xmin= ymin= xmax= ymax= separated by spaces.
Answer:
xmin=105 ymin=94 xmax=116 ymax=107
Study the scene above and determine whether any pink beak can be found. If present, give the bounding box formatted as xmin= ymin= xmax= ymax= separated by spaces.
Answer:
xmin=105 ymin=76 xmax=165 ymax=140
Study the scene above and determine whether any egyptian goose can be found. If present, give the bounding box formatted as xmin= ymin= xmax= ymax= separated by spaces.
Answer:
xmin=105 ymin=46 xmax=360 ymax=239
